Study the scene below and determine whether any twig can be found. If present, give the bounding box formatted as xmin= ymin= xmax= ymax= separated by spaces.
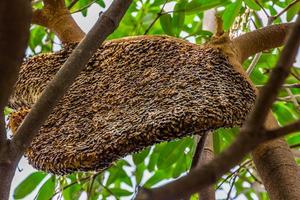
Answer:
xmin=277 ymin=94 xmax=300 ymax=101
xmin=256 ymin=83 xmax=300 ymax=88
xmin=216 ymin=160 xmax=251 ymax=190
xmin=254 ymin=0 xmax=269 ymax=18
xmin=265 ymin=119 xmax=300 ymax=139
xmin=98 ymin=181 xmax=120 ymax=200
xmin=246 ymin=15 xmax=273 ymax=75
xmin=245 ymin=168 xmax=262 ymax=184
xmin=67 ymin=0 xmax=80 ymax=10
xmin=273 ymin=0 xmax=300 ymax=21
xmin=52 ymin=172 xmax=103 ymax=199
xmin=87 ymin=175 xmax=96 ymax=200
xmin=52 ymin=175 xmax=92 ymax=198
xmin=285 ymin=88 xmax=299 ymax=107
xmin=225 ymin=173 xmax=238 ymax=200
xmin=290 ymin=143 xmax=300 ymax=148
xmin=291 ymin=70 xmax=300 ymax=81
xmin=144 ymin=0 xmax=168 ymax=35
xmin=246 ymin=52 xmax=262 ymax=74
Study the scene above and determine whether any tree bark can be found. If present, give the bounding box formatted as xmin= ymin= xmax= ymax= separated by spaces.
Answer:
xmin=32 ymin=0 xmax=85 ymax=42
xmin=0 ymin=145 xmax=18 ymax=200
xmin=198 ymin=134 xmax=215 ymax=200
xmin=252 ymin=114 xmax=300 ymax=200
xmin=0 ymin=0 xmax=31 ymax=198
xmin=232 ymin=23 xmax=292 ymax=63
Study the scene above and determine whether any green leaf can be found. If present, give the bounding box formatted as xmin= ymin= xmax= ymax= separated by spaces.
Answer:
xmin=244 ymin=0 xmax=261 ymax=10
xmin=13 ymin=172 xmax=47 ymax=199
xmin=62 ymin=183 xmax=82 ymax=200
xmin=109 ymin=188 xmax=132 ymax=196
xmin=287 ymin=1 xmax=300 ymax=21
xmin=152 ymin=0 xmax=167 ymax=6
xmin=29 ymin=26 xmax=47 ymax=53
xmin=185 ymin=0 xmax=229 ymax=14
xmin=133 ymin=148 xmax=150 ymax=165
xmin=143 ymin=171 xmax=168 ymax=188
xmin=96 ymin=0 xmax=106 ymax=8
xmin=62 ymin=175 xmax=82 ymax=200
xmin=172 ymin=155 xmax=186 ymax=178
xmin=213 ymin=132 xmax=220 ymax=154
xmin=273 ymin=102 xmax=297 ymax=125
xmin=287 ymin=132 xmax=300 ymax=145
xmin=157 ymin=140 xmax=181 ymax=168
xmin=147 ymin=149 xmax=159 ymax=171
xmin=70 ymin=0 xmax=93 ymax=16
xmin=222 ymin=0 xmax=242 ymax=30
xmin=160 ymin=13 xmax=174 ymax=36
xmin=135 ymin=163 xmax=146 ymax=185
xmin=4 ymin=107 xmax=13 ymax=115
xmin=36 ymin=176 xmax=55 ymax=200
xmin=106 ymin=165 xmax=131 ymax=187
xmin=173 ymin=0 xmax=187 ymax=36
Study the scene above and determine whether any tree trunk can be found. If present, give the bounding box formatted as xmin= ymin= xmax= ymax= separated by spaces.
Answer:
xmin=0 ymin=148 xmax=18 ymax=200
xmin=252 ymin=113 xmax=300 ymax=200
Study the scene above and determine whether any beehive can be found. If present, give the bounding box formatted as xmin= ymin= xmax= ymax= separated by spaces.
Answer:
xmin=9 ymin=36 xmax=256 ymax=174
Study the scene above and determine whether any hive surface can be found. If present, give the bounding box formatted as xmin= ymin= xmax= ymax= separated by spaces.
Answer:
xmin=9 ymin=36 xmax=256 ymax=174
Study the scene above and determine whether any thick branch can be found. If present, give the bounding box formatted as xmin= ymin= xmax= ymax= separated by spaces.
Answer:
xmin=244 ymin=23 xmax=300 ymax=131
xmin=252 ymin=114 xmax=300 ymax=200
xmin=32 ymin=0 xmax=85 ymax=42
xmin=0 ymin=0 xmax=31 ymax=198
xmin=0 ymin=1 xmax=31 ymax=111
xmin=135 ymin=15 xmax=300 ymax=200
xmin=0 ymin=0 xmax=31 ymax=146
xmin=232 ymin=23 xmax=293 ymax=62
xmin=12 ymin=0 xmax=132 ymax=157
xmin=43 ymin=0 xmax=65 ymax=9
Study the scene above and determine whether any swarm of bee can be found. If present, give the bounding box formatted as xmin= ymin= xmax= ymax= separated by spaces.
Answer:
xmin=8 ymin=36 xmax=256 ymax=175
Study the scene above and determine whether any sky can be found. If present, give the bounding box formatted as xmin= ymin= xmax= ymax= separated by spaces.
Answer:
xmin=9 ymin=1 xmax=300 ymax=200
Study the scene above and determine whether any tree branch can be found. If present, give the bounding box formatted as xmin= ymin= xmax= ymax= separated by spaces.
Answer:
xmin=272 ymin=0 xmax=300 ymax=22
xmin=67 ymin=0 xmax=80 ymax=10
xmin=31 ymin=0 xmax=85 ymax=42
xmin=135 ymin=14 xmax=300 ymax=200
xmin=190 ymin=133 xmax=208 ymax=169
xmin=0 ymin=0 xmax=31 ymax=198
xmin=43 ymin=0 xmax=65 ymax=9
xmin=0 ymin=0 xmax=31 ymax=146
xmin=12 ymin=0 xmax=132 ymax=158
xmin=232 ymin=23 xmax=293 ymax=62
xmin=198 ymin=133 xmax=215 ymax=200
xmin=266 ymin=120 xmax=300 ymax=139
